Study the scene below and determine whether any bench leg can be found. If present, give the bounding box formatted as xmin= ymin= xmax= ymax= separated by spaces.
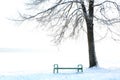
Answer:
xmin=56 ymin=69 xmax=58 ymax=73
xmin=77 ymin=68 xmax=83 ymax=73
xmin=53 ymin=69 xmax=55 ymax=73
xmin=81 ymin=68 xmax=83 ymax=72
xmin=53 ymin=69 xmax=58 ymax=73
xmin=77 ymin=69 xmax=79 ymax=72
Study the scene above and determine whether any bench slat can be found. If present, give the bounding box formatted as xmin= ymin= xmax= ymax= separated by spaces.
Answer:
xmin=54 ymin=67 xmax=82 ymax=69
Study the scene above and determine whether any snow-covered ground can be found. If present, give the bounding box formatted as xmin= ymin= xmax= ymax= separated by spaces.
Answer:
xmin=0 ymin=67 xmax=120 ymax=80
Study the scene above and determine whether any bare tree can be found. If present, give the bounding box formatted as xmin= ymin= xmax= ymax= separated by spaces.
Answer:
xmin=18 ymin=0 xmax=120 ymax=67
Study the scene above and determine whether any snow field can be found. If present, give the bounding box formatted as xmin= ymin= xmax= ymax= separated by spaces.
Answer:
xmin=0 ymin=67 xmax=120 ymax=80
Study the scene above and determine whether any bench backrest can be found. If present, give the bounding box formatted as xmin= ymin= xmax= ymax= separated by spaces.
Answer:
xmin=54 ymin=64 xmax=83 ymax=68
xmin=54 ymin=64 xmax=59 ymax=68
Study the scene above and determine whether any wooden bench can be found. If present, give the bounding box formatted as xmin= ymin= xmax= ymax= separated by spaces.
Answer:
xmin=53 ymin=64 xmax=83 ymax=73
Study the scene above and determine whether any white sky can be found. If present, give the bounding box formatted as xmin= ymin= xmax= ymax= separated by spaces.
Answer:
xmin=0 ymin=0 xmax=120 ymax=74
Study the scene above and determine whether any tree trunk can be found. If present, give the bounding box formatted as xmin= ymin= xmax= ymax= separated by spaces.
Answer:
xmin=87 ymin=0 xmax=98 ymax=67
xmin=80 ymin=0 xmax=97 ymax=67
xmin=86 ymin=21 xmax=98 ymax=67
